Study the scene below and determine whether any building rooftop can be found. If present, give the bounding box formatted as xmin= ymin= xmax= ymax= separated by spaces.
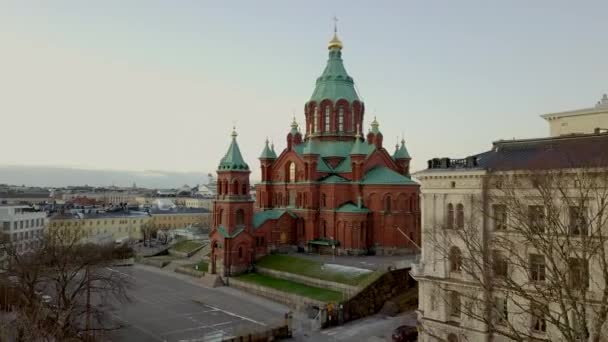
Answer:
xmin=424 ymin=132 xmax=608 ymax=172
xmin=541 ymin=94 xmax=608 ymax=120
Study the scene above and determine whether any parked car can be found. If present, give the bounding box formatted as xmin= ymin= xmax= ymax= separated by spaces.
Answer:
xmin=392 ymin=325 xmax=417 ymax=342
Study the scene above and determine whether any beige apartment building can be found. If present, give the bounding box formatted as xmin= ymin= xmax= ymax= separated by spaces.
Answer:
xmin=412 ymin=132 xmax=608 ymax=342
xmin=542 ymin=94 xmax=608 ymax=137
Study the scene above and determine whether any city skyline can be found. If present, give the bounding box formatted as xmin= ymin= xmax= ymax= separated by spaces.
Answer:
xmin=2 ymin=1 xmax=607 ymax=180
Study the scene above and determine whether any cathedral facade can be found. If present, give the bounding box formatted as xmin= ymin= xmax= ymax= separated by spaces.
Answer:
xmin=209 ymin=32 xmax=420 ymax=276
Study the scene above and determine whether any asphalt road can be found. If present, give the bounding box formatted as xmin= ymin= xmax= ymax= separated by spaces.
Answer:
xmin=105 ymin=265 xmax=289 ymax=342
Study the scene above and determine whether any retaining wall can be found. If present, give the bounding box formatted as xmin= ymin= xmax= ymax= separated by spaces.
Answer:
xmin=341 ymin=267 xmax=417 ymax=323
xmin=255 ymin=267 xmax=359 ymax=296
xmin=174 ymin=265 xmax=205 ymax=278
xmin=229 ymin=278 xmax=326 ymax=310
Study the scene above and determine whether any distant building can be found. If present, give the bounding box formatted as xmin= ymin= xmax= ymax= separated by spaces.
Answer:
xmin=48 ymin=210 xmax=150 ymax=242
xmin=0 ymin=205 xmax=47 ymax=263
xmin=541 ymin=94 xmax=608 ymax=137
xmin=148 ymin=207 xmax=211 ymax=230
xmin=174 ymin=197 xmax=214 ymax=210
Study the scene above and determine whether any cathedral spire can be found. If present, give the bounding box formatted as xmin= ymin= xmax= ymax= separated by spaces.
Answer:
xmin=328 ymin=16 xmax=343 ymax=50
xmin=218 ymin=127 xmax=249 ymax=171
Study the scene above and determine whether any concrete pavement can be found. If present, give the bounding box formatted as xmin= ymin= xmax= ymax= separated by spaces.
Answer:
xmin=106 ymin=265 xmax=289 ymax=341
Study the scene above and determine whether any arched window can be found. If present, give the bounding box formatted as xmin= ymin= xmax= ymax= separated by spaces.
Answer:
xmin=236 ymin=209 xmax=244 ymax=225
xmin=233 ymin=180 xmax=239 ymax=195
xmin=218 ymin=209 xmax=223 ymax=225
xmin=325 ymin=106 xmax=330 ymax=132
xmin=384 ymin=195 xmax=392 ymax=213
xmin=456 ymin=204 xmax=464 ymax=229
xmin=242 ymin=183 xmax=247 ymax=195
xmin=447 ymin=333 xmax=459 ymax=342
xmin=351 ymin=110 xmax=355 ymax=132
xmin=449 ymin=246 xmax=462 ymax=272
xmin=338 ymin=107 xmax=344 ymax=131
xmin=447 ymin=203 xmax=454 ymax=229
xmin=314 ymin=107 xmax=319 ymax=133
xmin=321 ymin=193 xmax=327 ymax=208
xmin=238 ymin=246 xmax=243 ymax=259
xmin=289 ymin=162 xmax=296 ymax=183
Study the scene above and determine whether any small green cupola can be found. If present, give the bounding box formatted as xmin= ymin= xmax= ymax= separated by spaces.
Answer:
xmin=259 ymin=138 xmax=277 ymax=160
xmin=394 ymin=138 xmax=411 ymax=160
xmin=218 ymin=127 xmax=250 ymax=171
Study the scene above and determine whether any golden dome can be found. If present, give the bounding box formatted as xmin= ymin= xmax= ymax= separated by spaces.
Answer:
xmin=328 ymin=32 xmax=343 ymax=50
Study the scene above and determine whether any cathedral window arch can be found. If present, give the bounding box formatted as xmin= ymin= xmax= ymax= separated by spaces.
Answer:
xmin=314 ymin=107 xmax=319 ymax=133
xmin=288 ymin=162 xmax=296 ymax=183
xmin=236 ymin=209 xmax=244 ymax=226
xmin=384 ymin=195 xmax=392 ymax=213
xmin=324 ymin=106 xmax=330 ymax=132
xmin=351 ymin=108 xmax=355 ymax=132
xmin=338 ymin=107 xmax=344 ymax=131
xmin=242 ymin=183 xmax=248 ymax=195
xmin=321 ymin=193 xmax=327 ymax=208
xmin=218 ymin=209 xmax=223 ymax=225
xmin=232 ymin=180 xmax=239 ymax=195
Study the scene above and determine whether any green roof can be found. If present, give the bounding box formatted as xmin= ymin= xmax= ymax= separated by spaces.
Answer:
xmin=361 ymin=166 xmax=417 ymax=185
xmin=310 ymin=48 xmax=359 ymax=103
xmin=335 ymin=202 xmax=370 ymax=213
xmin=350 ymin=136 xmax=368 ymax=155
xmin=393 ymin=140 xmax=411 ymax=160
xmin=218 ymin=130 xmax=249 ymax=171
xmin=259 ymin=139 xmax=277 ymax=160
xmin=253 ymin=209 xmax=296 ymax=229
xmin=320 ymin=174 xmax=349 ymax=184
xmin=296 ymin=139 xmax=374 ymax=173
xmin=217 ymin=225 xmax=245 ymax=238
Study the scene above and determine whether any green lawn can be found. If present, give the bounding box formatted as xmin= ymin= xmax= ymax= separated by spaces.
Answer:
xmin=236 ymin=273 xmax=343 ymax=303
xmin=255 ymin=254 xmax=373 ymax=286
xmin=171 ymin=240 xmax=203 ymax=253
xmin=191 ymin=261 xmax=208 ymax=272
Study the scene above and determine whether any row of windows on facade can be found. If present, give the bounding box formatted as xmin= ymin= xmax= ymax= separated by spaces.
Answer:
xmin=2 ymin=218 xmax=45 ymax=231
xmin=263 ymin=191 xmax=416 ymax=212
xmin=10 ymin=228 xmax=43 ymax=241
xmin=309 ymin=106 xmax=357 ymax=134
xmin=51 ymin=218 xmax=148 ymax=227
xmin=448 ymin=246 xmax=589 ymax=288
xmin=446 ymin=203 xmax=589 ymax=235
xmin=217 ymin=181 xmax=249 ymax=196
xmin=0 ymin=240 xmax=42 ymax=255
xmin=437 ymin=291 xmax=549 ymax=335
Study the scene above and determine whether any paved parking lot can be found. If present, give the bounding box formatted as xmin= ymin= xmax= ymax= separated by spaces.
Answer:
xmin=106 ymin=266 xmax=288 ymax=342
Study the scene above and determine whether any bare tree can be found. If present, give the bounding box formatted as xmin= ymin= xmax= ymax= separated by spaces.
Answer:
xmin=423 ymin=168 xmax=608 ymax=342
xmin=0 ymin=226 xmax=132 ymax=341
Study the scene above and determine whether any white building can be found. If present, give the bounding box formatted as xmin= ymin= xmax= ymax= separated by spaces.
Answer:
xmin=542 ymin=94 xmax=608 ymax=137
xmin=0 ymin=205 xmax=47 ymax=258
xmin=412 ymin=132 xmax=608 ymax=342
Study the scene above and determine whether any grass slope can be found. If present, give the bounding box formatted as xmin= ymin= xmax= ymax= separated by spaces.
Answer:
xmin=255 ymin=254 xmax=372 ymax=286
xmin=171 ymin=240 xmax=203 ymax=253
xmin=236 ymin=273 xmax=343 ymax=303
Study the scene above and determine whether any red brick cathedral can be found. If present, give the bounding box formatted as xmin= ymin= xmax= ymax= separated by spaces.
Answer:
xmin=210 ymin=31 xmax=420 ymax=276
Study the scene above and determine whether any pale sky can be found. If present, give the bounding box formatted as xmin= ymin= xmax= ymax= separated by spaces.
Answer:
xmin=1 ymin=0 xmax=607 ymax=182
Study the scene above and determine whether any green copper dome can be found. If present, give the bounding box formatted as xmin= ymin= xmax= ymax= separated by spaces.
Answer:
xmin=310 ymin=36 xmax=360 ymax=104
xmin=259 ymin=138 xmax=277 ymax=160
xmin=218 ymin=128 xmax=250 ymax=171
xmin=393 ymin=139 xmax=411 ymax=160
